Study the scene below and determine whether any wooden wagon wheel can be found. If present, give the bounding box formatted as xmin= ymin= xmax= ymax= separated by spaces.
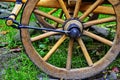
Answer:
xmin=21 ymin=0 xmax=120 ymax=79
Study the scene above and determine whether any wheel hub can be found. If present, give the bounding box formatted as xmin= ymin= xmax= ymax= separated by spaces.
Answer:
xmin=63 ymin=19 xmax=83 ymax=38
xmin=68 ymin=24 xmax=81 ymax=38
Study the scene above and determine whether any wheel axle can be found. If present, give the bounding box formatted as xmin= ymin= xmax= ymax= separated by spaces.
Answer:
xmin=63 ymin=19 xmax=83 ymax=38
xmin=68 ymin=24 xmax=81 ymax=38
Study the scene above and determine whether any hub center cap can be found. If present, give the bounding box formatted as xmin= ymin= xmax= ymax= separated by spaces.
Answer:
xmin=63 ymin=19 xmax=83 ymax=38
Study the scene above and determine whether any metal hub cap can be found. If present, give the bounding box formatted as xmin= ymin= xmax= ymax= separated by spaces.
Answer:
xmin=64 ymin=19 xmax=83 ymax=38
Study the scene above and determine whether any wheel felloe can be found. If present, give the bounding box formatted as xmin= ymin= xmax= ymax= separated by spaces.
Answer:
xmin=21 ymin=0 xmax=120 ymax=79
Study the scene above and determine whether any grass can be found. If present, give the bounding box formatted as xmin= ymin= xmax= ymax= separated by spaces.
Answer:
xmin=0 ymin=3 xmax=41 ymax=80
xmin=0 ymin=20 xmax=41 ymax=80
xmin=0 ymin=20 xmax=18 ymax=47
xmin=2 ymin=51 xmax=41 ymax=80
xmin=0 ymin=2 xmax=120 ymax=80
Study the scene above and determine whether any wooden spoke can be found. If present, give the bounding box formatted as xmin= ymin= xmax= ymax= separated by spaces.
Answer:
xmin=34 ymin=14 xmax=55 ymax=28
xmin=79 ymin=0 xmax=104 ymax=20
xmin=48 ymin=8 xmax=58 ymax=15
xmin=20 ymin=0 xmax=120 ymax=79
xmin=66 ymin=39 xmax=74 ymax=70
xmin=83 ymin=31 xmax=113 ymax=46
xmin=73 ymin=0 xmax=82 ymax=18
xmin=84 ymin=16 xmax=116 ymax=28
xmin=43 ymin=35 xmax=67 ymax=61
xmin=55 ymin=10 xmax=64 ymax=28
xmin=80 ymin=4 xmax=115 ymax=15
xmin=77 ymin=38 xmax=93 ymax=66
xmin=31 ymin=32 xmax=60 ymax=42
xmin=34 ymin=9 xmax=64 ymax=24
xmin=58 ymin=0 xmax=71 ymax=19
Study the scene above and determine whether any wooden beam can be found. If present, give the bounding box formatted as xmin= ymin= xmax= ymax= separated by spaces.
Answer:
xmin=1 ymin=0 xmax=115 ymax=14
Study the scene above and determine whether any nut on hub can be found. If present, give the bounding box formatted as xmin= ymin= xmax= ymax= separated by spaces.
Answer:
xmin=63 ymin=19 xmax=83 ymax=38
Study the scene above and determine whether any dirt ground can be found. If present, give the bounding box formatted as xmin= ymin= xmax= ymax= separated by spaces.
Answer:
xmin=0 ymin=48 xmax=20 ymax=79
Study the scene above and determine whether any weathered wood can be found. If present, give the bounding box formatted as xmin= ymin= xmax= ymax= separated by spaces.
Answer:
xmin=34 ymin=9 xmax=64 ymax=24
xmin=58 ymin=0 xmax=71 ymax=19
xmin=31 ymin=32 xmax=59 ymax=42
xmin=83 ymin=31 xmax=113 ymax=46
xmin=43 ymin=35 xmax=67 ymax=61
xmin=80 ymin=0 xmax=104 ymax=20
xmin=77 ymin=38 xmax=93 ymax=66
xmin=6 ymin=3 xmax=22 ymax=26
xmin=1 ymin=0 xmax=60 ymax=8
xmin=18 ymin=0 xmax=120 ymax=79
xmin=66 ymin=39 xmax=74 ymax=70
xmin=84 ymin=16 xmax=116 ymax=28
xmin=80 ymin=4 xmax=115 ymax=14
xmin=1 ymin=0 xmax=115 ymax=14
xmin=73 ymin=0 xmax=82 ymax=18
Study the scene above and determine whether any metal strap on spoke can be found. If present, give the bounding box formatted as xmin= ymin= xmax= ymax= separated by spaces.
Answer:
xmin=0 ymin=17 xmax=70 ymax=34
xmin=19 ymin=25 xmax=70 ymax=33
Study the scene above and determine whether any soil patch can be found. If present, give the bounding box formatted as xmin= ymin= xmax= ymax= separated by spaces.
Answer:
xmin=0 ymin=48 xmax=20 ymax=79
